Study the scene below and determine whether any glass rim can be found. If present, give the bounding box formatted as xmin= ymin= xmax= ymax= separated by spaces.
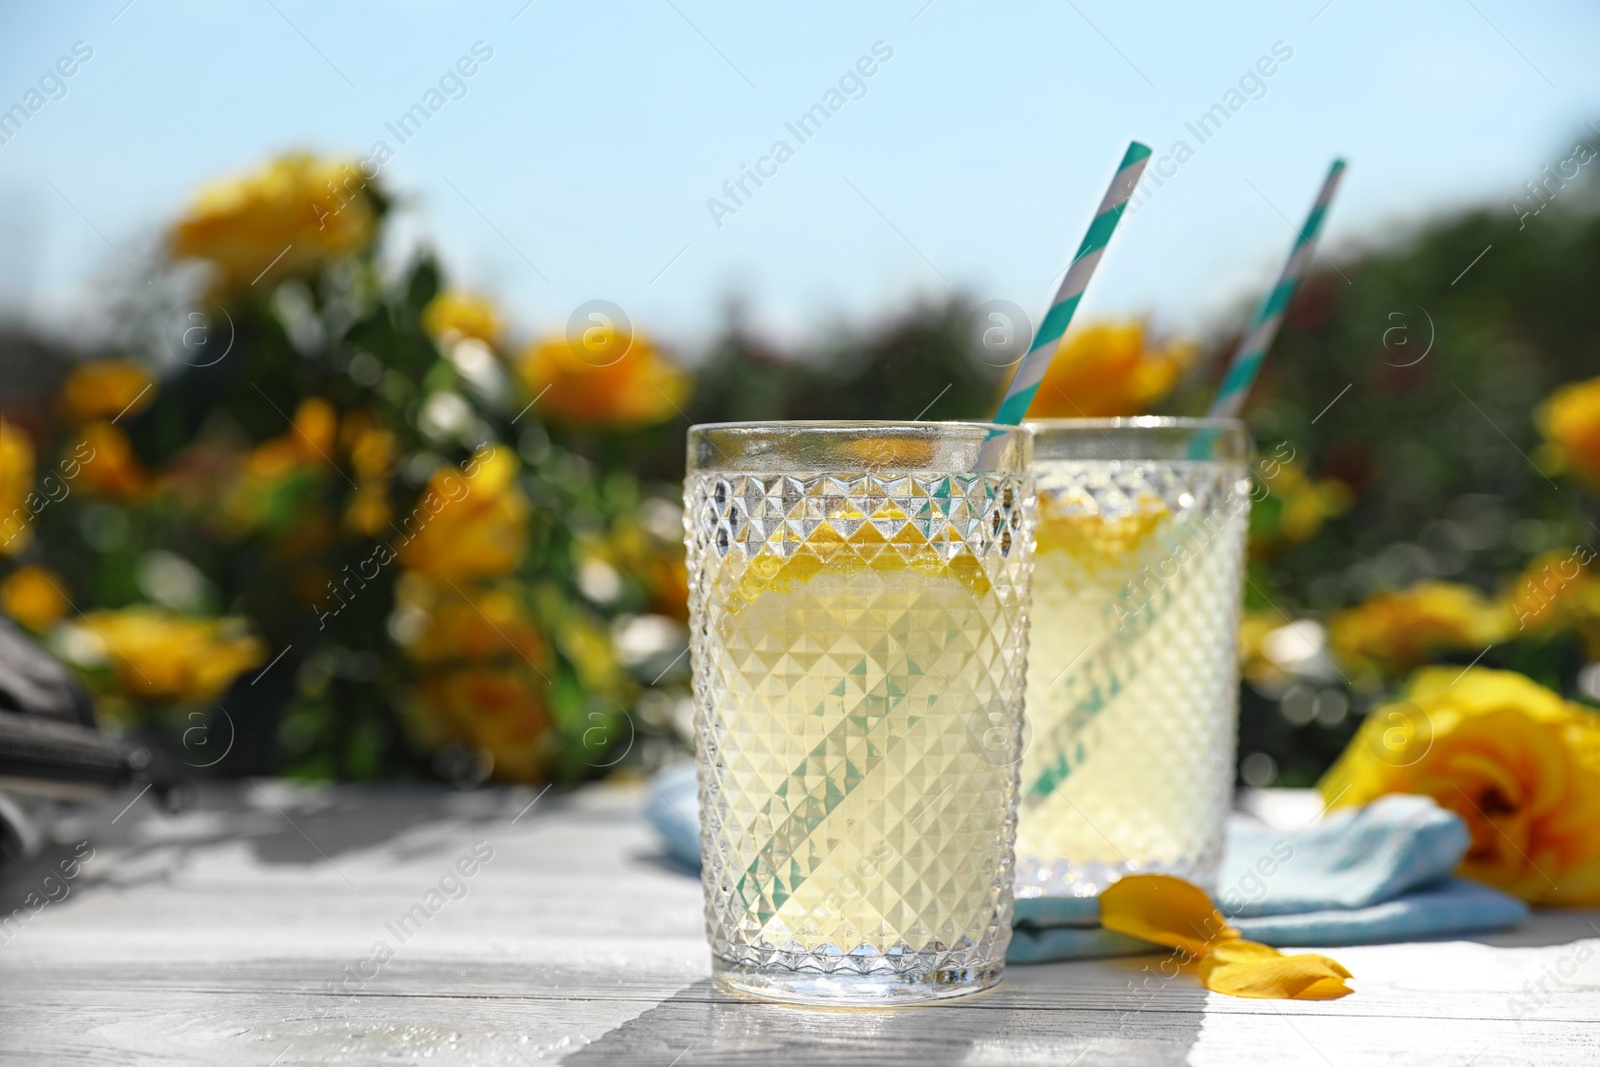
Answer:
xmin=686 ymin=420 xmax=1031 ymax=474
xmin=1023 ymin=415 xmax=1245 ymax=433
xmin=1024 ymin=415 xmax=1251 ymax=462
xmin=689 ymin=419 xmax=1027 ymax=436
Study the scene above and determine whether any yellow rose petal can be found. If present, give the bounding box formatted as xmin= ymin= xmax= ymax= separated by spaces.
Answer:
xmin=1198 ymin=944 xmax=1354 ymax=1000
xmin=1100 ymin=875 xmax=1355 ymax=1000
xmin=1099 ymin=874 xmax=1237 ymax=958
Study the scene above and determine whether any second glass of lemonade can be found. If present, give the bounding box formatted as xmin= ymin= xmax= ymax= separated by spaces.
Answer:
xmin=685 ymin=421 xmax=1035 ymax=1004
xmin=1016 ymin=417 xmax=1250 ymax=899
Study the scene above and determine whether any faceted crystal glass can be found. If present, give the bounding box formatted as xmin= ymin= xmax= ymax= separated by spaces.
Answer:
xmin=1016 ymin=418 xmax=1251 ymax=900
xmin=685 ymin=422 xmax=1035 ymax=1005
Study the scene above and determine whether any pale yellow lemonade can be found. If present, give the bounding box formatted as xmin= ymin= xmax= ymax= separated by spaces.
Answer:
xmin=1015 ymin=471 xmax=1246 ymax=897
xmin=691 ymin=478 xmax=1030 ymax=997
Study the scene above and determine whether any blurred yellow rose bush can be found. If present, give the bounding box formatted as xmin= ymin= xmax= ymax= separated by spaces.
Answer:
xmin=1022 ymin=322 xmax=1195 ymax=418
xmin=0 ymin=150 xmax=688 ymax=784
xmin=1321 ymin=668 xmax=1600 ymax=906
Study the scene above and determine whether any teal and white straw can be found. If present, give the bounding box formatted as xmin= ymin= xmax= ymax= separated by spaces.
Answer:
xmin=1206 ymin=159 xmax=1346 ymax=420
xmin=993 ymin=141 xmax=1152 ymax=426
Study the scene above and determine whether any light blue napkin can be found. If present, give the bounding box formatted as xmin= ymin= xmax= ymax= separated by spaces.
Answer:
xmin=643 ymin=763 xmax=1529 ymax=961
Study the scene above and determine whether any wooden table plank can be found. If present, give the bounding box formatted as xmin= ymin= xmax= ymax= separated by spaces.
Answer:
xmin=1 ymin=781 xmax=1596 ymax=1065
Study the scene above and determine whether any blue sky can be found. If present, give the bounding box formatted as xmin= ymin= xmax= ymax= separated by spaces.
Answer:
xmin=1 ymin=0 xmax=1596 ymax=353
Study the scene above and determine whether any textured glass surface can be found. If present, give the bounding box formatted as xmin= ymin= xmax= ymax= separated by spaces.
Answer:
xmin=1016 ymin=456 xmax=1249 ymax=899
xmin=686 ymin=465 xmax=1034 ymax=1003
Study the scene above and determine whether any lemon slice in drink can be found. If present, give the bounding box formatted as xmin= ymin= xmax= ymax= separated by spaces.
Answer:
xmin=721 ymin=500 xmax=991 ymax=615
xmin=1035 ymin=493 xmax=1170 ymax=575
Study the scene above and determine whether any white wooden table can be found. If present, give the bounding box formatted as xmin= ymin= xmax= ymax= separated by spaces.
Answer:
xmin=2 ymin=780 xmax=1597 ymax=1065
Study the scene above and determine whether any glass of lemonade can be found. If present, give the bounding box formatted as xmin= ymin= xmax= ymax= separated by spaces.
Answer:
xmin=684 ymin=421 xmax=1035 ymax=1005
xmin=1016 ymin=417 xmax=1251 ymax=900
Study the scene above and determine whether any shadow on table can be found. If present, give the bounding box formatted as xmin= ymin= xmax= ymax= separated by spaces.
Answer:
xmin=1467 ymin=909 xmax=1600 ymax=949
xmin=561 ymin=964 xmax=1208 ymax=1067
xmin=5 ymin=781 xmax=563 ymax=906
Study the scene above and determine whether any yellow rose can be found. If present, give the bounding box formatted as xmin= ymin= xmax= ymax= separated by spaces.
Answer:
xmin=1536 ymin=375 xmax=1600 ymax=486
xmin=69 ymin=608 xmax=265 ymax=703
xmin=1 ymin=565 xmax=69 ymax=630
xmin=339 ymin=412 xmax=396 ymax=538
xmin=1328 ymin=581 xmax=1511 ymax=681
xmin=1502 ymin=549 xmax=1600 ymax=656
xmin=1320 ymin=667 xmax=1600 ymax=905
xmin=392 ymin=573 xmax=547 ymax=667
xmin=407 ymin=668 xmax=552 ymax=783
xmin=1021 ymin=321 xmax=1195 ymax=418
xmin=60 ymin=360 xmax=155 ymax=423
xmin=396 ymin=448 xmax=528 ymax=581
xmin=341 ymin=414 xmax=395 ymax=481
xmin=648 ymin=554 xmax=690 ymax=622
xmin=422 ymin=291 xmax=503 ymax=347
xmin=518 ymin=327 xmax=689 ymax=427
xmin=171 ymin=153 xmax=376 ymax=294
xmin=74 ymin=421 xmax=150 ymax=499
xmin=1237 ymin=610 xmax=1282 ymax=686
xmin=218 ymin=398 xmax=339 ymax=535
xmin=1250 ymin=458 xmax=1353 ymax=557
xmin=0 ymin=424 xmax=36 ymax=555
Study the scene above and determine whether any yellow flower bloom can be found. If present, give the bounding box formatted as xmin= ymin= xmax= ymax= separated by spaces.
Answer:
xmin=518 ymin=327 xmax=689 ymax=427
xmin=59 ymin=360 xmax=155 ymax=423
xmin=396 ymin=448 xmax=528 ymax=582
xmin=342 ymin=414 xmax=394 ymax=481
xmin=74 ymin=422 xmax=149 ymax=499
xmin=422 ymin=291 xmax=503 ymax=347
xmin=339 ymin=412 xmax=396 ymax=538
xmin=393 ymin=574 xmax=547 ymax=667
xmin=339 ymin=488 xmax=387 ymax=539
xmin=1238 ymin=610 xmax=1283 ymax=687
xmin=70 ymin=608 xmax=265 ymax=703
xmin=1536 ymin=375 xmax=1600 ymax=486
xmin=1328 ymin=581 xmax=1512 ymax=681
xmin=0 ymin=424 xmax=36 ymax=555
xmin=1502 ymin=549 xmax=1600 ymax=656
xmin=171 ymin=153 xmax=376 ymax=294
xmin=408 ymin=668 xmax=552 ymax=783
xmin=219 ymin=398 xmax=338 ymax=535
xmin=1 ymin=565 xmax=68 ymax=630
xmin=648 ymin=555 xmax=690 ymax=622
xmin=1250 ymin=458 xmax=1352 ymax=556
xmin=555 ymin=615 xmax=620 ymax=693
xmin=1021 ymin=322 xmax=1195 ymax=418
xmin=1099 ymin=874 xmax=1353 ymax=1000
xmin=1320 ymin=668 xmax=1600 ymax=906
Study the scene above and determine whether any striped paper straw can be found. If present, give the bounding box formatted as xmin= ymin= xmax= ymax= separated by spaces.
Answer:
xmin=1206 ymin=159 xmax=1346 ymax=420
xmin=992 ymin=141 xmax=1152 ymax=426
